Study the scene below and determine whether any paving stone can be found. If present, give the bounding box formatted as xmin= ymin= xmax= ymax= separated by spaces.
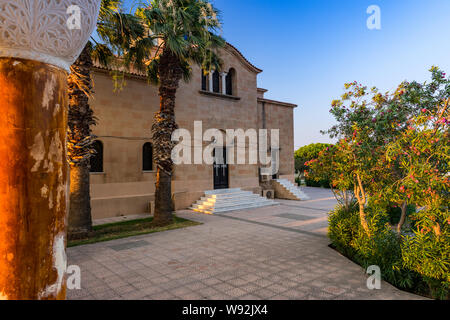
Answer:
xmin=252 ymin=289 xmax=276 ymax=299
xmin=252 ymin=279 xmax=274 ymax=288
xmin=114 ymin=285 xmax=137 ymax=295
xmin=323 ymin=286 xmax=347 ymax=295
xmin=202 ymin=277 xmax=222 ymax=286
xmin=108 ymin=240 xmax=151 ymax=252
xmin=214 ymin=283 xmax=235 ymax=293
xmin=67 ymin=188 xmax=424 ymax=301
xmin=267 ymin=284 xmax=288 ymax=294
xmin=239 ymin=294 xmax=262 ymax=300
xmin=225 ymin=287 xmax=247 ymax=298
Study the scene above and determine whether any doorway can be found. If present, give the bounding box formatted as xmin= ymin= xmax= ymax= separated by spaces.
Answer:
xmin=213 ymin=147 xmax=229 ymax=189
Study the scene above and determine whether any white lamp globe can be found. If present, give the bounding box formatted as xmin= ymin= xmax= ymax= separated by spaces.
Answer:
xmin=0 ymin=0 xmax=101 ymax=71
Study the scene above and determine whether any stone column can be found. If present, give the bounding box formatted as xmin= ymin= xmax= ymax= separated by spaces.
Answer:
xmin=221 ymin=72 xmax=228 ymax=95
xmin=0 ymin=0 xmax=100 ymax=300
xmin=208 ymin=72 xmax=214 ymax=92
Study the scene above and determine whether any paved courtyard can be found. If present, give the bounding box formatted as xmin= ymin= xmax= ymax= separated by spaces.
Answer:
xmin=67 ymin=187 xmax=423 ymax=300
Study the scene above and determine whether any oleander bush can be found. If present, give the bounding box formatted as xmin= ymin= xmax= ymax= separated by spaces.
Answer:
xmin=317 ymin=67 xmax=449 ymax=299
xmin=295 ymin=143 xmax=333 ymax=174
xmin=401 ymin=207 xmax=450 ymax=300
xmin=328 ymin=204 xmax=359 ymax=256
xmin=305 ymin=177 xmax=331 ymax=188
xmin=329 ymin=204 xmax=420 ymax=292
xmin=386 ymin=204 xmax=416 ymax=226
xmin=295 ymin=143 xmax=333 ymax=188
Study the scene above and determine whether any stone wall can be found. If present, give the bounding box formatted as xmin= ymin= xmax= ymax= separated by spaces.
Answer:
xmin=88 ymin=44 xmax=296 ymax=219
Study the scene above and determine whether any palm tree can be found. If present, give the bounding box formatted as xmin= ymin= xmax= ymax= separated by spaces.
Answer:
xmin=138 ymin=0 xmax=225 ymax=226
xmin=68 ymin=0 xmax=153 ymax=239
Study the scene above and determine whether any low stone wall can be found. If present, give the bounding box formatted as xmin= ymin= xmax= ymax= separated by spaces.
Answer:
xmin=91 ymin=194 xmax=155 ymax=220
xmin=271 ymin=179 xmax=297 ymax=200
xmin=91 ymin=185 xmax=264 ymax=219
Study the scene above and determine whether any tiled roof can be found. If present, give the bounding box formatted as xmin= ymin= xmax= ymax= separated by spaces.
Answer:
xmin=258 ymin=97 xmax=297 ymax=108
xmin=92 ymin=59 xmax=147 ymax=78
xmin=92 ymin=42 xmax=262 ymax=76
xmin=224 ymin=42 xmax=262 ymax=74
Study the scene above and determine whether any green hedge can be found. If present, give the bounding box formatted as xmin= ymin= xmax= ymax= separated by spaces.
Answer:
xmin=295 ymin=143 xmax=332 ymax=173
xmin=305 ymin=178 xmax=331 ymax=188
xmin=328 ymin=204 xmax=449 ymax=300
xmin=386 ymin=204 xmax=417 ymax=225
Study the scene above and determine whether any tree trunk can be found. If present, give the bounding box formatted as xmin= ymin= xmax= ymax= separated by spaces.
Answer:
xmin=68 ymin=164 xmax=92 ymax=238
xmin=358 ymin=201 xmax=371 ymax=236
xmin=67 ymin=45 xmax=96 ymax=238
xmin=396 ymin=201 xmax=408 ymax=234
xmin=0 ymin=58 xmax=68 ymax=300
xmin=152 ymin=51 xmax=183 ymax=227
xmin=354 ymin=174 xmax=371 ymax=237
xmin=153 ymin=170 xmax=174 ymax=226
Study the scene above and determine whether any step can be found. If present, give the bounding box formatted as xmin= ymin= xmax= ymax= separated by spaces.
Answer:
xmin=198 ymin=194 xmax=261 ymax=203
xmin=213 ymin=202 xmax=278 ymax=213
xmin=205 ymin=191 xmax=256 ymax=200
xmin=205 ymin=188 xmax=242 ymax=195
xmin=191 ymin=201 xmax=278 ymax=214
xmin=194 ymin=200 xmax=264 ymax=209
xmin=191 ymin=188 xmax=278 ymax=214
xmin=275 ymin=179 xmax=310 ymax=201
xmin=194 ymin=196 xmax=275 ymax=206
xmin=192 ymin=199 xmax=275 ymax=210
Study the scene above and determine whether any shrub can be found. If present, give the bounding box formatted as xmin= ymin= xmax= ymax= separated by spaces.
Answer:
xmin=328 ymin=203 xmax=359 ymax=257
xmin=386 ymin=204 xmax=416 ymax=225
xmin=401 ymin=207 xmax=450 ymax=300
xmin=323 ymin=68 xmax=449 ymax=299
xmin=305 ymin=178 xmax=331 ymax=188
xmin=329 ymin=204 xmax=420 ymax=292
xmin=295 ymin=143 xmax=332 ymax=174
xmin=351 ymin=206 xmax=418 ymax=290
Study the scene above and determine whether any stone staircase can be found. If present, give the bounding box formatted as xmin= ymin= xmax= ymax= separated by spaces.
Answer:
xmin=190 ymin=188 xmax=278 ymax=214
xmin=273 ymin=179 xmax=310 ymax=201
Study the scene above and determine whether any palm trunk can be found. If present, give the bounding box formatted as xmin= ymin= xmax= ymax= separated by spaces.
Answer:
xmin=154 ymin=169 xmax=174 ymax=226
xmin=68 ymin=164 xmax=92 ymax=238
xmin=152 ymin=51 xmax=183 ymax=227
xmin=396 ymin=201 xmax=408 ymax=234
xmin=67 ymin=45 xmax=96 ymax=238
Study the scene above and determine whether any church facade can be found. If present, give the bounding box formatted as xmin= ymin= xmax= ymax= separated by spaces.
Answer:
xmin=89 ymin=43 xmax=297 ymax=219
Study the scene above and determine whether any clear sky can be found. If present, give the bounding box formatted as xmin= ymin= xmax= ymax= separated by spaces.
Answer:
xmin=124 ymin=0 xmax=450 ymax=150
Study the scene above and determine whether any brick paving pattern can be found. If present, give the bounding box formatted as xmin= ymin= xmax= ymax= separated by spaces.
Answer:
xmin=67 ymin=187 xmax=423 ymax=300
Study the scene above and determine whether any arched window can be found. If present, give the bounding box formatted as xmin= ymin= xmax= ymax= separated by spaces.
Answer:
xmin=201 ymin=70 xmax=207 ymax=91
xmin=90 ymin=140 xmax=103 ymax=173
xmin=212 ymin=70 xmax=220 ymax=93
xmin=143 ymin=142 xmax=153 ymax=171
xmin=226 ymin=68 xmax=235 ymax=96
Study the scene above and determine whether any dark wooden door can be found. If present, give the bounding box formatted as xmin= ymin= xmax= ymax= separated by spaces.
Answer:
xmin=213 ymin=147 xmax=229 ymax=189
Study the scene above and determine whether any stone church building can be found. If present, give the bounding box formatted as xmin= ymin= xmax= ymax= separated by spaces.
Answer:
xmin=89 ymin=43 xmax=298 ymax=219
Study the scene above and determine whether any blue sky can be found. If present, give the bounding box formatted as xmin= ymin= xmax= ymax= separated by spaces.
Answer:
xmin=124 ymin=0 xmax=450 ymax=149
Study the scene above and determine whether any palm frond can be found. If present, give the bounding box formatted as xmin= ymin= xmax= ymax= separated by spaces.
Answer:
xmin=146 ymin=58 xmax=160 ymax=85
xmin=138 ymin=0 xmax=226 ymax=80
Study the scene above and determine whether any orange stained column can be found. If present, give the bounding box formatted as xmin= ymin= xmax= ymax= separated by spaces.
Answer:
xmin=0 ymin=58 xmax=68 ymax=300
